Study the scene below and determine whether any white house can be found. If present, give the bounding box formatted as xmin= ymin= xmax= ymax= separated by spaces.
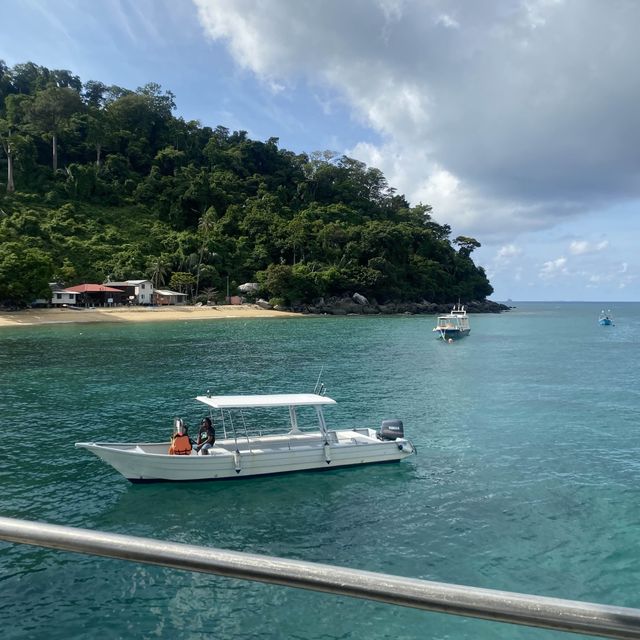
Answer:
xmin=127 ymin=279 xmax=154 ymax=304
xmin=51 ymin=290 xmax=79 ymax=306
xmin=104 ymin=279 xmax=154 ymax=305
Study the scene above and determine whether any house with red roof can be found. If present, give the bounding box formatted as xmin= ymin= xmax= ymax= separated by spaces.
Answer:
xmin=53 ymin=284 xmax=125 ymax=307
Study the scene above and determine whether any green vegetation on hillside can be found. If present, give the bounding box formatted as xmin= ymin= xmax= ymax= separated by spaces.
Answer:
xmin=0 ymin=60 xmax=493 ymax=307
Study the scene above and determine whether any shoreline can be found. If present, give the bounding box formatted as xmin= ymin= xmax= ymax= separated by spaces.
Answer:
xmin=0 ymin=305 xmax=302 ymax=327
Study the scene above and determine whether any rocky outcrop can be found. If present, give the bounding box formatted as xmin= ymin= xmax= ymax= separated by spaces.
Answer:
xmin=292 ymin=297 xmax=511 ymax=315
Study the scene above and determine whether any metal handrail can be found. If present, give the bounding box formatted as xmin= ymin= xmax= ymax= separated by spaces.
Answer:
xmin=1 ymin=515 xmax=639 ymax=639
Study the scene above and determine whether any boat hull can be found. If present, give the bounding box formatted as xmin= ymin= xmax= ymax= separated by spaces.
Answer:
xmin=433 ymin=328 xmax=470 ymax=340
xmin=76 ymin=430 xmax=415 ymax=483
xmin=599 ymin=319 xmax=612 ymax=326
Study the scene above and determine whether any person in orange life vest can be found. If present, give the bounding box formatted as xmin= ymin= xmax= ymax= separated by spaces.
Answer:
xmin=195 ymin=417 xmax=215 ymax=455
xmin=169 ymin=418 xmax=192 ymax=455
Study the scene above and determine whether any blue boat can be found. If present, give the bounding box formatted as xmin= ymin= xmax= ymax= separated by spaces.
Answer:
xmin=433 ymin=304 xmax=471 ymax=340
xmin=598 ymin=310 xmax=614 ymax=326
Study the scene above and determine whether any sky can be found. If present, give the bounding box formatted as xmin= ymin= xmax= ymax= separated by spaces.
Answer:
xmin=2 ymin=0 xmax=640 ymax=302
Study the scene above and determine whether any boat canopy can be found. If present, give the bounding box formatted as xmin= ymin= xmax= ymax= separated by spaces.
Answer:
xmin=196 ymin=393 xmax=337 ymax=410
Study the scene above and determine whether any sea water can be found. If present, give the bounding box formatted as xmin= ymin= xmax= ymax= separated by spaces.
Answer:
xmin=1 ymin=302 xmax=639 ymax=639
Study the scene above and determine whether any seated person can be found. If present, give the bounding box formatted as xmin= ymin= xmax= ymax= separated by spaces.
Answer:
xmin=195 ymin=417 xmax=215 ymax=455
xmin=169 ymin=418 xmax=192 ymax=455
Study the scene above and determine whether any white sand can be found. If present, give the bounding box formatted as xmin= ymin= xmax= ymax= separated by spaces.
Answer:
xmin=0 ymin=305 xmax=302 ymax=327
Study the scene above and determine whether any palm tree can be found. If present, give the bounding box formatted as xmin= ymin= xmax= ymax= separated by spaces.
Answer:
xmin=147 ymin=255 xmax=170 ymax=290
xmin=202 ymin=287 xmax=219 ymax=304
xmin=195 ymin=207 xmax=217 ymax=299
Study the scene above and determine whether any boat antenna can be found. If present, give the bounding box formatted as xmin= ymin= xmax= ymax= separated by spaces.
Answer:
xmin=313 ymin=366 xmax=324 ymax=394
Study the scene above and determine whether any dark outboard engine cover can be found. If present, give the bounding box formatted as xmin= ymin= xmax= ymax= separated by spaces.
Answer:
xmin=377 ymin=419 xmax=404 ymax=441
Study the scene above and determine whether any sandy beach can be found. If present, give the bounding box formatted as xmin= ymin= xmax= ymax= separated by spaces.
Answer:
xmin=0 ymin=305 xmax=302 ymax=327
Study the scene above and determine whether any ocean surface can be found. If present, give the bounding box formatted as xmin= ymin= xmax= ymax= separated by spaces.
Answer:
xmin=1 ymin=302 xmax=639 ymax=639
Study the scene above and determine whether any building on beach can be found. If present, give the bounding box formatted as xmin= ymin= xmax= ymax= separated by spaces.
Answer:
xmin=103 ymin=280 xmax=154 ymax=305
xmin=153 ymin=289 xmax=188 ymax=305
xmin=60 ymin=284 xmax=125 ymax=307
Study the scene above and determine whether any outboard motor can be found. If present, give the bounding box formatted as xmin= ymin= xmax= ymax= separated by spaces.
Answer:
xmin=377 ymin=419 xmax=404 ymax=441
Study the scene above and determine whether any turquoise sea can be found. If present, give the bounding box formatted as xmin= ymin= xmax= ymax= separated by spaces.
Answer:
xmin=1 ymin=302 xmax=640 ymax=639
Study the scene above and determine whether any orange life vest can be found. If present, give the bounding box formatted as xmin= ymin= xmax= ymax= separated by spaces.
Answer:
xmin=169 ymin=434 xmax=192 ymax=455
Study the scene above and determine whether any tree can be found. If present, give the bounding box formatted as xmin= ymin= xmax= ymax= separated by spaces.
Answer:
xmin=0 ymin=241 xmax=52 ymax=306
xmin=10 ymin=62 xmax=49 ymax=94
xmin=195 ymin=207 xmax=217 ymax=298
xmin=169 ymin=271 xmax=195 ymax=298
xmin=83 ymin=80 xmax=108 ymax=108
xmin=50 ymin=69 xmax=82 ymax=91
xmin=146 ymin=255 xmax=171 ymax=289
xmin=0 ymin=95 xmax=31 ymax=193
xmin=453 ymin=235 xmax=481 ymax=258
xmin=28 ymin=86 xmax=83 ymax=171
xmin=84 ymin=108 xmax=109 ymax=168
xmin=0 ymin=118 xmax=18 ymax=192
xmin=256 ymin=263 xmax=320 ymax=304
xmin=201 ymin=287 xmax=219 ymax=304
xmin=0 ymin=59 xmax=15 ymax=110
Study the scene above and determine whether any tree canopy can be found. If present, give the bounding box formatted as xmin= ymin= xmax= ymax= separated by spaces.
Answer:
xmin=0 ymin=60 xmax=493 ymax=307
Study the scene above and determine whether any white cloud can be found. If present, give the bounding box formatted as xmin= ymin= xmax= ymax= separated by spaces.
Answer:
xmin=492 ymin=244 xmax=522 ymax=272
xmin=539 ymin=256 xmax=568 ymax=279
xmin=496 ymin=244 xmax=523 ymax=262
xmin=569 ymin=239 xmax=609 ymax=255
xmin=435 ymin=13 xmax=460 ymax=29
xmin=484 ymin=243 xmax=523 ymax=282
xmin=194 ymin=0 xmax=640 ymax=245
xmin=585 ymin=262 xmax=635 ymax=290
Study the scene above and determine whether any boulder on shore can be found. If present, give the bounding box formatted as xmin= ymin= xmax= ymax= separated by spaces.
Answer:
xmin=295 ymin=298 xmax=511 ymax=315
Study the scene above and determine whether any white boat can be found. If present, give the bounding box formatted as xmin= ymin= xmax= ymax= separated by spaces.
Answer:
xmin=598 ymin=310 xmax=614 ymax=326
xmin=432 ymin=304 xmax=471 ymax=340
xmin=75 ymin=393 xmax=416 ymax=483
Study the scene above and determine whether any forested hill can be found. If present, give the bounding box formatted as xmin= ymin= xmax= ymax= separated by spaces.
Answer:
xmin=0 ymin=60 xmax=493 ymax=308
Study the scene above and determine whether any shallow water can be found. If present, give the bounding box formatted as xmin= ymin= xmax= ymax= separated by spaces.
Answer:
xmin=1 ymin=302 xmax=639 ymax=639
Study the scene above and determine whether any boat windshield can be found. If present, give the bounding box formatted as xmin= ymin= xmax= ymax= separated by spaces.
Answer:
xmin=437 ymin=317 xmax=461 ymax=327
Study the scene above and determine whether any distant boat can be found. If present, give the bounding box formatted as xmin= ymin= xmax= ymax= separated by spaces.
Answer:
xmin=598 ymin=310 xmax=614 ymax=326
xmin=433 ymin=304 xmax=470 ymax=340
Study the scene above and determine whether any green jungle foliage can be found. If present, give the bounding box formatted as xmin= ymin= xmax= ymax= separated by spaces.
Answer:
xmin=0 ymin=60 xmax=493 ymax=307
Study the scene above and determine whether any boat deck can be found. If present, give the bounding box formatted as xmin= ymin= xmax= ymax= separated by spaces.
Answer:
xmin=93 ymin=428 xmax=380 ymax=457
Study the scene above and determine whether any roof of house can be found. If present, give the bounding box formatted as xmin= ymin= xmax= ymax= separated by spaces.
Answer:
xmin=155 ymin=289 xmax=187 ymax=297
xmin=64 ymin=284 xmax=125 ymax=293
xmin=104 ymin=280 xmax=151 ymax=287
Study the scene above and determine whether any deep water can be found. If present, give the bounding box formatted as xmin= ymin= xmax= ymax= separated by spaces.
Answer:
xmin=1 ymin=302 xmax=639 ymax=639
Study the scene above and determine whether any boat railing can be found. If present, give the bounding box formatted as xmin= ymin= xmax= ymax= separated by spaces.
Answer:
xmin=221 ymin=410 xmax=242 ymax=452
xmin=219 ymin=409 xmax=257 ymax=453
xmin=238 ymin=410 xmax=254 ymax=452
xmin=1 ymin=516 xmax=640 ymax=640
xmin=218 ymin=410 xmax=229 ymax=440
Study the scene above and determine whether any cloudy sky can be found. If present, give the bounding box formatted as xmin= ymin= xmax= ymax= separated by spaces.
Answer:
xmin=2 ymin=0 xmax=639 ymax=301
